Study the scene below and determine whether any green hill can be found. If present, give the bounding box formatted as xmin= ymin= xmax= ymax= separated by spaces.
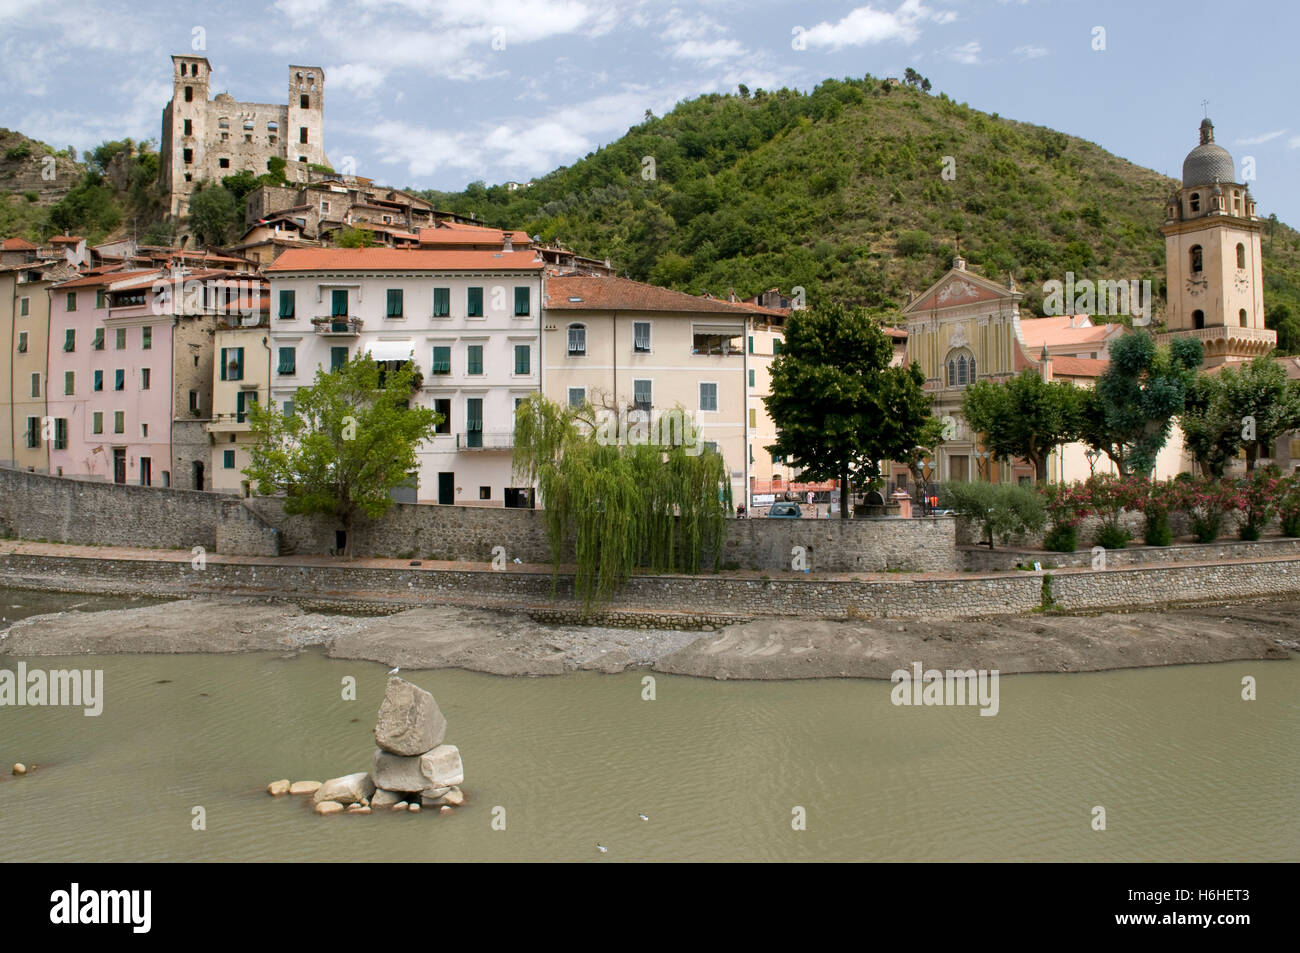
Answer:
xmin=416 ymin=75 xmax=1300 ymax=338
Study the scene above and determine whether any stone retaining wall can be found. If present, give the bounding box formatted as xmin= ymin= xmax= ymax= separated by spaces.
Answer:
xmin=963 ymin=536 xmax=1300 ymax=572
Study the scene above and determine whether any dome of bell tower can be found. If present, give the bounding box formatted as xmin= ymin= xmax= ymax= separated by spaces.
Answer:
xmin=1182 ymin=118 xmax=1236 ymax=187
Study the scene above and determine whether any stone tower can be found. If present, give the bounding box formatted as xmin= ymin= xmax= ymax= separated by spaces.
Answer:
xmin=285 ymin=66 xmax=326 ymax=168
xmin=160 ymin=55 xmax=213 ymax=217
xmin=1159 ymin=117 xmax=1273 ymax=367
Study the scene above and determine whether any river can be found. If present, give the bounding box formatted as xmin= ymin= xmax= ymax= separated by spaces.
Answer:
xmin=0 ymin=591 xmax=1296 ymax=862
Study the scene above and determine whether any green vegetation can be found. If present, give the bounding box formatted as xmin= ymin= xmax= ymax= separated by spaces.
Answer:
xmin=412 ymin=76 xmax=1300 ymax=326
xmin=764 ymin=301 xmax=934 ymax=518
xmin=962 ymin=370 xmax=1085 ymax=484
xmin=335 ymin=226 xmax=375 ymax=248
xmin=1181 ymin=355 xmax=1300 ymax=475
xmin=244 ymin=354 xmax=439 ymax=557
xmin=512 ymin=394 xmax=730 ymax=610
xmin=944 ymin=481 xmax=1045 ymax=549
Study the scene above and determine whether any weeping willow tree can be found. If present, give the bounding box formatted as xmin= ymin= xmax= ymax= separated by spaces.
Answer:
xmin=513 ymin=394 xmax=732 ymax=609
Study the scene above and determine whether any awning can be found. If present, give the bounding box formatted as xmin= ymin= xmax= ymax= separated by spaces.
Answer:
xmin=365 ymin=340 xmax=416 ymax=361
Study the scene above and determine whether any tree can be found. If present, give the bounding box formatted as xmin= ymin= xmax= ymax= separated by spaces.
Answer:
xmin=186 ymin=182 xmax=239 ymax=246
xmin=1083 ymin=331 xmax=1203 ymax=475
xmin=335 ymin=226 xmax=374 ymax=248
xmin=1266 ymin=302 xmax=1300 ymax=355
xmin=1183 ymin=356 xmax=1300 ymax=473
xmin=244 ymin=353 xmax=438 ymax=556
xmin=764 ymin=301 xmax=934 ymax=519
xmin=962 ymin=370 xmax=1085 ymax=484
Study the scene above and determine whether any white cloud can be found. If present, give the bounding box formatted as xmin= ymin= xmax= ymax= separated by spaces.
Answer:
xmin=662 ymin=8 xmax=746 ymax=64
xmin=1012 ymin=44 xmax=1047 ymax=59
xmin=1235 ymin=129 xmax=1284 ymax=146
xmin=799 ymin=0 xmax=956 ymax=51
xmin=1289 ymin=135 xmax=1300 ymax=150
xmin=947 ymin=40 xmax=981 ymax=64
xmin=327 ymin=62 xmax=389 ymax=96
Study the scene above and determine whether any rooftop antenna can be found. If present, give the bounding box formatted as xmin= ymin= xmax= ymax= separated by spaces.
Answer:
xmin=1201 ymin=98 xmax=1210 ymax=118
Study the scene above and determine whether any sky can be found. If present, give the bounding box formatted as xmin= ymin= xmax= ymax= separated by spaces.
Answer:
xmin=1 ymin=0 xmax=1297 ymax=224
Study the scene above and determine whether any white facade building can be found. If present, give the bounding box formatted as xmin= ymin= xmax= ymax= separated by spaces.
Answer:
xmin=265 ymin=247 xmax=545 ymax=505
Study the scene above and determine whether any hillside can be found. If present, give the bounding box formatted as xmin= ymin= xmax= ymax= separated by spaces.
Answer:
xmin=417 ymin=76 xmax=1300 ymax=332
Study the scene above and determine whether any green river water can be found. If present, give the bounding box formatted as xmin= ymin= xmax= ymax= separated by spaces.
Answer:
xmin=0 ymin=589 xmax=1296 ymax=862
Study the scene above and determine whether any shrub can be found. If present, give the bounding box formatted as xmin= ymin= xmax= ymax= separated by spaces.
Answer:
xmin=1082 ymin=473 xmax=1140 ymax=538
xmin=1168 ymin=475 xmax=1240 ymax=544
xmin=1043 ymin=524 xmax=1078 ymax=552
xmin=1279 ymin=478 xmax=1300 ymax=538
xmin=1094 ymin=523 xmax=1131 ymax=549
xmin=1238 ymin=468 xmax=1281 ymax=541
xmin=1042 ymin=481 xmax=1089 ymax=551
xmin=945 ymin=481 xmax=1045 ymax=550
xmin=1130 ymin=477 xmax=1175 ymax=546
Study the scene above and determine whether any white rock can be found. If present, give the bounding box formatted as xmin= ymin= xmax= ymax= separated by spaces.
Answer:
xmin=315 ymin=800 xmax=345 ymax=815
xmin=408 ymin=802 xmax=421 ymax=813
xmin=314 ymin=772 xmax=376 ymax=806
xmin=374 ymin=677 xmax=446 ymax=756
xmin=12 ymin=763 xmax=27 ymax=776
xmin=419 ymin=745 xmax=464 ymax=788
xmin=443 ymin=787 xmax=465 ymax=806
xmin=289 ymin=780 xmax=321 ymax=796
xmin=371 ymin=788 xmax=405 ymax=808
xmin=372 ymin=749 xmax=427 ymax=793
xmin=267 ymin=779 xmax=290 ymax=796
xmin=439 ymin=806 xmax=453 ymax=815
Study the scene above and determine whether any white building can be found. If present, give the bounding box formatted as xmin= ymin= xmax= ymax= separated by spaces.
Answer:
xmin=264 ymin=247 xmax=545 ymax=505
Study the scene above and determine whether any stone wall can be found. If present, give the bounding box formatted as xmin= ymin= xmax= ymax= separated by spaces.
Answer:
xmin=4 ymin=548 xmax=1300 ymax=626
xmin=963 ymin=536 xmax=1300 ymax=572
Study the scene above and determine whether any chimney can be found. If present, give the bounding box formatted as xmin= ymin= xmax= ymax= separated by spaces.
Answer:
xmin=503 ymin=231 xmax=513 ymax=252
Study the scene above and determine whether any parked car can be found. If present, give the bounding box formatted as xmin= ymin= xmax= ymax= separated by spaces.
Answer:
xmin=766 ymin=502 xmax=803 ymax=518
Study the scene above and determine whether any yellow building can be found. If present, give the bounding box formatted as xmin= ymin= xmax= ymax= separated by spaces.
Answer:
xmin=207 ymin=309 xmax=272 ymax=494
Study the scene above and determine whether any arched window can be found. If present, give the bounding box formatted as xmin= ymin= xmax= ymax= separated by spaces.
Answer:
xmin=1193 ymin=309 xmax=1205 ymax=329
xmin=945 ymin=348 xmax=975 ymax=387
xmin=1239 ymin=309 xmax=1248 ymax=327
xmin=1190 ymin=245 xmax=1203 ymax=274
xmin=1190 ymin=192 xmax=1200 ymax=213
xmin=947 ymin=359 xmax=956 ymax=387
xmin=1236 ymin=243 xmax=1246 ymax=269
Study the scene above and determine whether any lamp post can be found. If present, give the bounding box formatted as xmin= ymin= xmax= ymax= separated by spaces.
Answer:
xmin=915 ymin=453 xmax=936 ymax=516
xmin=975 ymin=450 xmax=991 ymax=481
xmin=1085 ymin=448 xmax=1101 ymax=476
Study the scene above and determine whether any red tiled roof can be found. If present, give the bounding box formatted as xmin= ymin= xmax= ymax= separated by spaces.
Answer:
xmin=49 ymin=235 xmax=84 ymax=245
xmin=1 ymin=237 xmax=38 ymax=250
xmin=265 ymin=247 xmax=546 ymax=272
xmin=881 ymin=326 xmax=907 ymax=340
xmin=54 ymin=267 xmax=157 ymax=289
xmin=1020 ymin=315 xmax=1122 ymax=349
xmin=545 ymin=274 xmax=771 ymax=316
xmin=1049 ymin=355 xmax=1109 ymax=378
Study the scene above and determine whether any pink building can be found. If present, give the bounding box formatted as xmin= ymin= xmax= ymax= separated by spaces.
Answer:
xmin=46 ymin=267 xmax=242 ymax=488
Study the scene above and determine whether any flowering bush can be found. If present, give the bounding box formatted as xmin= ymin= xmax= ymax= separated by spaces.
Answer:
xmin=1167 ymin=474 xmax=1241 ymax=543
xmin=1041 ymin=481 xmax=1091 ymax=551
xmin=1129 ymin=477 xmax=1175 ymax=546
xmin=1082 ymin=473 xmax=1143 ymax=548
xmin=1237 ymin=468 xmax=1282 ymax=541
xmin=1278 ymin=477 xmax=1300 ymax=538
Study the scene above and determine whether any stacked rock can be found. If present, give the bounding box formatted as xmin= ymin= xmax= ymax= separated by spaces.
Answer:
xmin=269 ymin=676 xmax=465 ymax=817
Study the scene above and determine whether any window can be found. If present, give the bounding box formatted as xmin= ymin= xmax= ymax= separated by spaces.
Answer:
xmin=300 ymin=94 xmax=310 ymax=109
xmin=93 ymin=370 xmax=103 ymax=391
xmin=218 ymin=157 xmax=230 ymax=169
xmin=567 ymin=324 xmax=586 ymax=356
xmin=236 ymin=391 xmax=256 ymax=423
xmin=142 ymin=327 xmax=151 ymax=349
xmin=703 ymin=441 xmax=718 ymax=455
xmin=299 ymin=127 xmax=308 ymax=144
xmin=18 ymin=297 xmax=28 ymax=316
xmin=184 ymin=86 xmax=193 ymax=102
xmin=433 ymin=398 xmax=451 ymax=434
xmin=633 ymin=379 xmax=652 ymax=412
xmin=431 ymin=346 xmax=451 ymax=374
xmin=139 ymin=457 xmax=151 ymax=486
xmin=466 ymin=398 xmax=483 ymax=447
xmin=25 ymin=417 xmax=38 ymax=449
xmin=63 ymin=328 xmax=74 ymax=351
xmin=283 ymin=400 xmax=295 ymax=416
xmin=221 ymin=347 xmax=244 ymax=381
xmin=386 ymin=289 xmax=404 ymax=318
xmin=1190 ymin=245 xmax=1203 ymax=274
xmin=433 ymin=287 xmax=450 ymax=317
xmin=64 ymin=371 xmax=75 ymax=395
xmin=945 ymin=348 xmax=976 ymax=387
xmin=1237 ymin=243 xmax=1246 ymax=269
xmin=633 ymin=321 xmax=651 ymax=352
xmin=748 ymin=368 xmax=755 ymax=387
xmin=479 ymin=486 xmax=492 ymax=500
xmin=773 ymin=338 xmax=784 ymax=355
xmin=749 ymin=408 xmax=757 ymax=428
xmin=190 ymin=390 xmax=200 ymax=414
xmin=514 ymin=344 xmax=530 ymax=375
xmin=183 ymin=147 xmax=193 ymax=164
xmin=467 ymin=345 xmax=484 ymax=375
xmin=568 ymin=387 xmax=586 ymax=408
xmin=115 ymin=328 xmax=126 ymax=349
xmin=467 ymin=287 xmax=483 ymax=317
xmin=514 ymin=286 xmax=530 ymax=316
xmin=93 ymin=329 xmax=104 ymax=350
xmin=700 ymin=382 xmax=718 ymax=412
xmin=1190 ymin=192 xmax=1200 ymax=213
xmin=30 ymin=373 xmax=40 ymax=397
xmin=114 ymin=369 xmax=124 ymax=391
xmin=224 ymin=450 xmax=236 ymax=469
xmin=1240 ymin=308 xmax=1248 ymax=327
xmin=330 ymin=346 xmax=348 ymax=372
xmin=141 ymin=368 xmax=150 ymax=391
xmin=278 ymin=290 xmax=295 ymax=319
xmin=330 ymin=289 xmax=349 ymax=317
xmin=141 ymin=423 xmax=148 ymax=438
xmin=66 ymin=292 xmax=76 ymax=311
xmin=748 ymin=335 xmax=754 ymax=354
xmin=183 ymin=118 xmax=192 ymax=136
xmin=95 ymin=290 xmax=106 ymax=309
xmin=52 ymin=419 xmax=67 ymax=451
xmin=92 ymin=412 xmax=103 ymax=435
xmin=278 ymin=347 xmax=296 ymax=375
xmin=114 ymin=411 xmax=124 ymax=434
xmin=692 ymin=331 xmax=741 ymax=355
xmin=16 ymin=332 xmax=26 ymax=353
xmin=1193 ymin=309 xmax=1205 ymax=330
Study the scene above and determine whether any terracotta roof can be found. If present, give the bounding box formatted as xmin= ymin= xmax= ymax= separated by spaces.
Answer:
xmin=1049 ymin=355 xmax=1109 ymax=378
xmin=1 ymin=237 xmax=38 ymax=250
xmin=721 ymin=298 xmax=790 ymax=318
xmin=545 ymin=274 xmax=772 ymax=315
xmin=53 ymin=267 xmax=157 ymax=289
xmin=49 ymin=235 xmax=84 ymax=245
xmin=881 ymin=326 xmax=908 ymax=340
xmin=265 ymin=248 xmax=546 ymax=272
xmin=1019 ymin=315 xmax=1121 ymax=349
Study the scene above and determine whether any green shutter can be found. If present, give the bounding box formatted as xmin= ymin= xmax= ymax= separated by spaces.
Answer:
xmin=467 ymin=286 xmax=483 ymax=317
xmin=433 ymin=287 xmax=450 ymax=317
xmin=773 ymin=339 xmax=783 ymax=355
xmin=467 ymin=345 xmax=483 ymax=375
xmin=220 ymin=347 xmax=228 ymax=381
xmin=278 ymin=289 xmax=295 ymax=318
xmin=514 ymin=344 xmax=529 ymax=375
xmin=387 ymin=288 xmax=403 ymax=317
xmin=432 ymin=346 xmax=450 ymax=373
xmin=331 ymin=289 xmax=348 ymax=316
xmin=748 ymin=369 xmax=755 ymax=387
xmin=278 ymin=347 xmax=295 ymax=374
xmin=64 ymin=329 xmax=75 ymax=351
xmin=748 ymin=335 xmax=754 ymax=354
xmin=93 ymin=329 xmax=104 ymax=350
xmin=514 ymin=286 xmax=530 ymax=316
xmin=331 ymin=346 xmax=348 ymax=371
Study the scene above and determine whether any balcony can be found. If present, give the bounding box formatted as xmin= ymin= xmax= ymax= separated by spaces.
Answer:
xmin=1157 ymin=325 xmax=1276 ymax=362
xmin=456 ymin=430 xmax=514 ymax=451
xmin=312 ymin=316 xmax=363 ymax=336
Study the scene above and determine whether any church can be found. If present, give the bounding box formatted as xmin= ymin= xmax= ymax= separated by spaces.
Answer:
xmin=891 ymin=115 xmax=1274 ymax=489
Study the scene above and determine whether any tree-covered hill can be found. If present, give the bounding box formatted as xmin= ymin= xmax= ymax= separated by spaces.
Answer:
xmin=416 ymin=75 xmax=1300 ymax=339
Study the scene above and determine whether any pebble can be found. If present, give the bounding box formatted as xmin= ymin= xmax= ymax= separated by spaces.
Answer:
xmin=267 ymin=779 xmax=290 ymax=796
xmin=289 ymin=780 xmax=322 ymax=795
xmin=408 ymin=802 xmax=420 ymax=813
xmin=315 ymin=801 xmax=345 ymax=815
xmin=439 ymin=805 xmax=453 ymax=815
xmin=12 ymin=763 xmax=26 ymax=776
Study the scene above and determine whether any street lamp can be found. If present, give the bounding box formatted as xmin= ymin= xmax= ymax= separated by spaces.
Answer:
xmin=975 ymin=450 xmax=991 ymax=481
xmin=915 ymin=453 xmax=936 ymax=516
xmin=1084 ymin=448 xmax=1101 ymax=476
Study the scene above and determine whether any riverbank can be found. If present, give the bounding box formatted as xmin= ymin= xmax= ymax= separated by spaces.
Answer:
xmin=1 ymin=591 xmax=1294 ymax=678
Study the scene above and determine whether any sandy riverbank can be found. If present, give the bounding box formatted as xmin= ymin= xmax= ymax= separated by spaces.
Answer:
xmin=0 ymin=594 xmax=1294 ymax=678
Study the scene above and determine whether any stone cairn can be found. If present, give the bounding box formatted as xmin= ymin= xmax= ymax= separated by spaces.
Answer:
xmin=266 ymin=676 xmax=465 ymax=816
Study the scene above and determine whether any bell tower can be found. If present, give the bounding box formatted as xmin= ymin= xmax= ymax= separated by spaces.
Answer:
xmin=1160 ymin=117 xmax=1272 ymax=367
